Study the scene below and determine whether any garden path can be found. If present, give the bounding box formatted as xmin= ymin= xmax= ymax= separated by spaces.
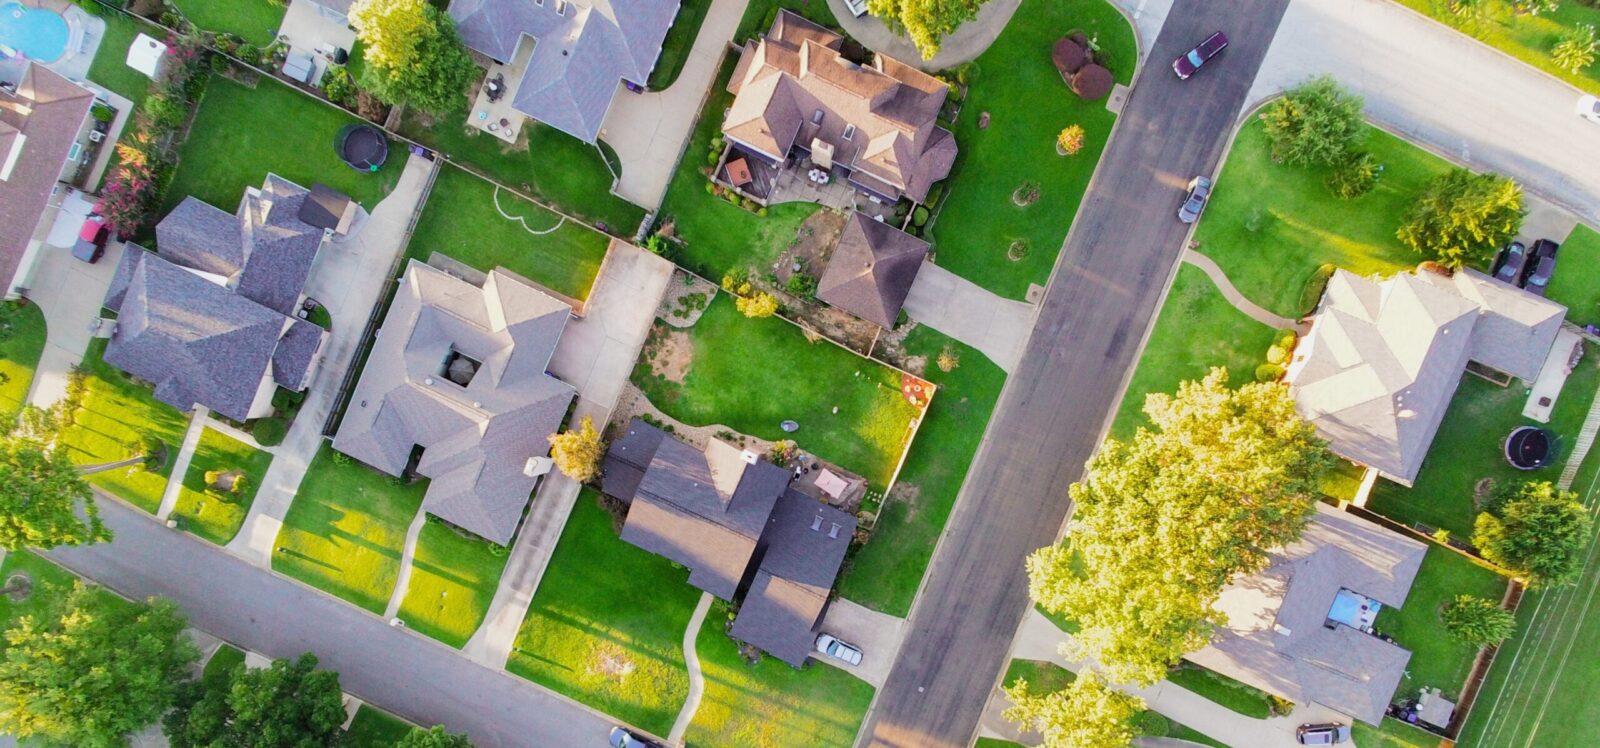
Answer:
xmin=1179 ymin=250 xmax=1299 ymax=330
xmin=668 ymin=591 xmax=714 ymax=745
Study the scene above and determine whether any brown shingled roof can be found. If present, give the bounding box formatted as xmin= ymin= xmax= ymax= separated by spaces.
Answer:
xmin=817 ymin=213 xmax=929 ymax=327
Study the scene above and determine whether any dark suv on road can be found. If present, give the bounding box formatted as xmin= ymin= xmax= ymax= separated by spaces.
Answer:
xmin=1173 ymin=31 xmax=1229 ymax=79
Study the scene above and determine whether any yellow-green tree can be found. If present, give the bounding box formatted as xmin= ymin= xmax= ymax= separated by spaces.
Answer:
xmin=548 ymin=416 xmax=604 ymax=483
xmin=866 ymin=0 xmax=991 ymax=59
xmin=1396 ymin=168 xmax=1524 ymax=270
xmin=350 ymin=0 xmax=478 ymax=114
xmin=1004 ymin=670 xmax=1143 ymax=748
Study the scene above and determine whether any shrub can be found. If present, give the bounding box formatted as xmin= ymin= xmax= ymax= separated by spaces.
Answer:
xmin=734 ymin=291 xmax=779 ymax=318
xmin=1133 ymin=711 xmax=1169 ymax=738
xmin=1442 ymin=594 xmax=1517 ymax=646
xmin=936 ymin=345 xmax=961 ymax=372
xmin=141 ymin=92 xmax=188 ymax=130
xmin=547 ymin=416 xmax=604 ymax=483
xmin=236 ymin=44 xmax=260 ymax=66
xmin=786 ymin=273 xmax=818 ymax=298
xmin=1326 ymin=150 xmax=1378 ymax=199
xmin=912 ymin=205 xmax=931 ymax=227
xmin=271 ymin=387 xmax=304 ymax=411
xmin=321 ymin=65 xmax=357 ymax=107
xmin=204 ymin=469 xmax=225 ymax=489
xmin=1553 ymin=23 xmax=1598 ymax=73
xmin=1258 ymin=76 xmax=1366 ymax=167
xmin=332 ymin=451 xmax=353 ymax=467
xmin=1297 ymin=263 xmax=1338 ymax=316
xmin=1057 ymin=124 xmax=1086 ymax=155
xmin=1266 ymin=345 xmax=1288 ymax=365
xmin=250 ymin=417 xmax=288 ymax=447
xmin=925 ymin=183 xmax=945 ymax=207
xmin=209 ymin=54 xmax=230 ymax=75
xmin=1255 ymin=363 xmax=1285 ymax=382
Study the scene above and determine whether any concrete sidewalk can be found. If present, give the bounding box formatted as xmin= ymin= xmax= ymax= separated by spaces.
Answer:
xmin=822 ymin=0 xmax=1023 ymax=71
xmin=1180 ymin=250 xmax=1298 ymax=330
xmin=902 ymin=261 xmax=1035 ymax=373
xmin=155 ymin=407 xmax=210 ymax=520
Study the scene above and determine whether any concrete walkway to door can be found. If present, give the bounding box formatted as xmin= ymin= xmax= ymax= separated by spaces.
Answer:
xmin=1180 ymin=250 xmax=1299 ymax=330
xmin=902 ymin=261 xmax=1035 ymax=372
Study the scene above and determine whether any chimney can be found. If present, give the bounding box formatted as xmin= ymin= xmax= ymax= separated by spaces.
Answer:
xmin=810 ymin=515 xmax=823 ymax=531
xmin=828 ymin=523 xmax=840 ymax=539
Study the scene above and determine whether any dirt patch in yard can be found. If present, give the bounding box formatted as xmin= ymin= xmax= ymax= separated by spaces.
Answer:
xmin=590 ymin=645 xmax=637 ymax=682
xmin=645 ymin=327 xmax=693 ymax=384
xmin=774 ymin=209 xmax=849 ymax=286
xmin=656 ymin=270 xmax=717 ymax=328
xmin=3 ymin=573 xmax=33 ymax=603
xmin=886 ymin=482 xmax=921 ymax=521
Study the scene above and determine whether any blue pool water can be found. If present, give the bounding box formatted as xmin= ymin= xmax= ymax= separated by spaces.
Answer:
xmin=1327 ymin=588 xmax=1381 ymax=628
xmin=0 ymin=3 xmax=69 ymax=64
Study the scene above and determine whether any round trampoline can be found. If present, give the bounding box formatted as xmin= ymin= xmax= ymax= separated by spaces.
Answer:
xmin=1505 ymin=426 xmax=1554 ymax=470
xmin=335 ymin=124 xmax=389 ymax=172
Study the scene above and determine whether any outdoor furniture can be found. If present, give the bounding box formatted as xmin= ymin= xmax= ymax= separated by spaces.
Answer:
xmin=726 ymin=158 xmax=753 ymax=187
xmin=488 ymin=122 xmax=500 ymax=132
xmin=282 ymin=52 xmax=316 ymax=84
xmin=499 ymin=118 xmax=510 ymax=128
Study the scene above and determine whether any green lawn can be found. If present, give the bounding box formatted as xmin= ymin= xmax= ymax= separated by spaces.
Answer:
xmin=395 ymin=520 xmax=509 ymax=648
xmin=272 ymin=444 xmax=426 ymax=614
xmin=1195 ymin=120 xmax=1453 ymax=318
xmin=1366 ymin=343 xmax=1600 ymax=538
xmin=201 ymin=643 xmax=245 ymax=684
xmin=648 ymin=0 xmax=712 ymax=90
xmin=633 ymin=295 xmax=920 ymax=487
xmin=1108 ymin=264 xmax=1280 ymax=440
xmin=835 ymin=327 xmax=1006 ymax=615
xmin=0 ymin=551 xmax=78 ymax=637
xmin=345 ymin=705 xmax=416 ymax=747
xmin=1375 ymin=546 xmax=1508 ymax=700
xmin=87 ymin=10 xmax=157 ymax=106
xmin=169 ymin=76 xmax=401 ymax=214
xmin=170 ymin=428 xmax=273 ymax=545
xmin=656 ymin=55 xmax=820 ymax=279
xmin=1354 ymin=717 xmax=1442 ymax=748
xmin=1165 ymin=662 xmax=1274 ymax=719
xmin=928 ymin=0 xmax=1136 ymax=300
xmin=398 ymin=105 xmax=642 ymax=234
xmin=172 ymin=0 xmax=286 ymax=46
xmin=1549 ymin=224 xmax=1600 ymax=324
xmin=58 ymin=340 xmax=190 ymax=513
xmin=1393 ymin=0 xmax=1600 ymax=97
xmin=1000 ymin=659 xmax=1229 ymax=748
xmin=406 ymin=165 xmax=611 ymax=300
xmin=685 ymin=603 xmax=875 ymax=748
xmin=506 ymin=492 xmax=700 ymax=736
xmin=0 ymin=301 xmax=47 ymax=424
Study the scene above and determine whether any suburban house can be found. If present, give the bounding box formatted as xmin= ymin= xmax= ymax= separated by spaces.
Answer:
xmin=1287 ymin=268 xmax=1566 ymax=486
xmin=601 ymin=418 xmax=857 ymax=666
xmin=718 ymin=10 xmax=957 ymax=207
xmin=449 ymin=0 xmax=680 ymax=144
xmin=0 ymin=62 xmax=96 ymax=299
xmin=333 ymin=258 xmax=576 ymax=546
xmin=99 ymin=175 xmax=332 ymax=422
xmin=1185 ymin=503 xmax=1428 ymax=726
xmin=818 ymin=212 xmax=929 ymax=327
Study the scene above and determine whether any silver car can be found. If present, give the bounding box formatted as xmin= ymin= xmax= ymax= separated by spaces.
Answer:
xmin=814 ymin=633 xmax=863 ymax=666
xmin=1179 ymin=176 xmax=1212 ymax=224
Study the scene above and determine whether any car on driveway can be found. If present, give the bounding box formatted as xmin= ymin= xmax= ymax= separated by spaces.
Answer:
xmin=1523 ymin=238 xmax=1559 ymax=296
xmin=815 ymin=633 xmax=864 ymax=666
xmin=1173 ymin=31 xmax=1228 ymax=80
xmin=1579 ymin=94 xmax=1600 ymax=125
xmin=72 ymin=215 xmax=110 ymax=263
xmin=608 ymin=726 xmax=663 ymax=748
xmin=1178 ymin=176 xmax=1212 ymax=224
xmin=1492 ymin=240 xmax=1528 ymax=286
xmin=1296 ymin=723 xmax=1351 ymax=744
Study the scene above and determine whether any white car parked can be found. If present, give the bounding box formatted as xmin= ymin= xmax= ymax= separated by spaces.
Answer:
xmin=815 ymin=633 xmax=864 ymax=666
xmin=844 ymin=0 xmax=869 ymax=17
xmin=1579 ymin=94 xmax=1600 ymax=125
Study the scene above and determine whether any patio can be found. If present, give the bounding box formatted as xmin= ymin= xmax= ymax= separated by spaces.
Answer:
xmin=466 ymin=36 xmax=534 ymax=144
xmin=714 ymin=145 xmax=901 ymax=221
xmin=274 ymin=0 xmax=355 ymax=87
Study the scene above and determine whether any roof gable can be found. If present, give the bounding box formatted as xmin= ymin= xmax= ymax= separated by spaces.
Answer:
xmin=817 ymin=213 xmax=928 ymax=326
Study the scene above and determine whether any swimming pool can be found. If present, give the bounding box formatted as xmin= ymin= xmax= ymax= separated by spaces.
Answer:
xmin=0 ymin=3 xmax=69 ymax=64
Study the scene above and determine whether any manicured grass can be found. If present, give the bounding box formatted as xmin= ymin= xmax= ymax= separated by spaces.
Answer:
xmin=1196 ymin=120 xmax=1454 ymax=318
xmin=1353 ymin=717 xmax=1441 ymax=748
xmin=1549 ymin=223 xmax=1600 ymax=324
xmin=974 ymin=740 xmax=1024 ymax=748
xmin=406 ymin=165 xmax=611 ymax=300
xmin=1366 ymin=343 xmax=1600 ymax=538
xmin=835 ymin=326 xmax=1006 ymax=615
xmin=506 ymin=492 xmax=700 ymax=736
xmin=398 ymin=103 xmax=643 ymax=234
xmin=395 ymin=520 xmax=509 ymax=649
xmin=1166 ymin=662 xmax=1274 ymax=719
xmin=201 ymin=644 xmax=245 ymax=684
xmin=87 ymin=10 xmax=157 ymax=106
xmin=656 ymin=55 xmax=820 ymax=279
xmin=648 ymin=0 xmax=712 ymax=90
xmin=0 ymin=301 xmax=47 ymax=424
xmin=1108 ymin=264 xmax=1280 ymax=440
xmin=632 ymin=295 xmax=920 ymax=488
xmin=172 ymin=0 xmax=286 ymax=46
xmin=1374 ymin=545 xmax=1508 ymax=700
xmin=1000 ymin=659 xmax=1229 ymax=747
xmin=685 ymin=602 xmax=875 ymax=748
xmin=1393 ymin=0 xmax=1600 ymax=97
xmin=168 ymin=76 xmax=401 ymax=213
xmin=170 ymin=428 xmax=273 ymax=545
xmin=58 ymin=339 xmax=190 ymax=513
xmin=928 ymin=0 xmax=1135 ymax=300
xmin=345 ymin=705 xmax=416 ymax=747
xmin=0 ymin=551 xmax=78 ymax=637
xmin=272 ymin=444 xmax=426 ymax=614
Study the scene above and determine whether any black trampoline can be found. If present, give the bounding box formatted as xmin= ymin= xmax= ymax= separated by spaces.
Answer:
xmin=1505 ymin=426 xmax=1554 ymax=470
xmin=335 ymin=124 xmax=389 ymax=172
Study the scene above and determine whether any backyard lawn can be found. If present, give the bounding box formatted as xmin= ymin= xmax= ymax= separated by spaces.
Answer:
xmin=1366 ymin=343 xmax=1600 ymax=538
xmin=928 ymin=0 xmax=1136 ymax=300
xmin=345 ymin=705 xmax=416 ymax=747
xmin=172 ymin=0 xmax=286 ymax=46
xmin=1392 ymin=0 xmax=1600 ymax=97
xmin=87 ymin=10 xmax=158 ymax=105
xmin=58 ymin=340 xmax=190 ymax=513
xmin=169 ymin=76 xmax=401 ymax=213
xmin=1195 ymin=120 xmax=1453 ymax=318
xmin=1165 ymin=662 xmax=1274 ymax=719
xmin=169 ymin=428 xmax=273 ymax=545
xmin=632 ymin=295 xmax=921 ymax=487
xmin=1353 ymin=717 xmax=1441 ymax=748
xmin=0 ymin=551 xmax=78 ymax=636
xmin=1107 ymin=264 xmax=1280 ymax=440
xmin=506 ymin=493 xmax=700 ymax=736
xmin=1548 ymin=223 xmax=1600 ymax=324
xmin=835 ymin=327 xmax=1006 ymax=616
xmin=406 ymin=166 xmax=611 ymax=300
xmin=685 ymin=606 xmax=875 ymax=748
xmin=648 ymin=0 xmax=712 ymax=90
xmin=273 ymin=444 xmax=427 ymax=614
xmin=395 ymin=520 xmax=509 ymax=648
xmin=0 ymin=301 xmax=46 ymax=424
xmin=1375 ymin=546 xmax=1509 ymax=700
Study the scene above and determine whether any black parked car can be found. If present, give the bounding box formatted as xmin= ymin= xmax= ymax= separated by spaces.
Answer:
xmin=1492 ymin=241 xmax=1528 ymax=286
xmin=1523 ymin=239 xmax=1559 ymax=296
xmin=1173 ymin=31 xmax=1229 ymax=80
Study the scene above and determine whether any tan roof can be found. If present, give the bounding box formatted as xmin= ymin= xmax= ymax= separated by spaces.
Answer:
xmin=0 ymin=64 xmax=95 ymax=294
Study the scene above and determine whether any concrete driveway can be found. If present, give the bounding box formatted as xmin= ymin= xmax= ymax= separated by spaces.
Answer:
xmin=24 ymin=229 xmax=124 ymax=409
xmin=902 ymin=261 xmax=1035 ymax=373
xmin=815 ymin=599 xmax=907 ymax=688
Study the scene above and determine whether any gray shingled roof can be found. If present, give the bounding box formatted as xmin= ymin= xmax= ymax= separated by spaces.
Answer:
xmin=156 ymin=197 xmax=246 ymax=277
xmin=1184 ymin=504 xmax=1427 ymax=725
xmin=272 ymin=319 xmax=326 ymax=390
xmin=729 ymin=489 xmax=856 ymax=666
xmin=817 ymin=213 xmax=929 ymax=327
xmin=298 ymin=183 xmax=353 ymax=231
xmin=449 ymin=0 xmax=679 ymax=142
xmin=0 ymin=64 xmax=95 ymax=295
xmin=332 ymin=259 xmax=575 ymax=545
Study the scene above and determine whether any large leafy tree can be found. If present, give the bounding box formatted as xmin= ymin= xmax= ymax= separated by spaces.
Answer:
xmin=0 ymin=585 xmax=197 ymax=746
xmin=165 ymin=652 xmax=347 ymax=748
xmin=0 ymin=407 xmax=108 ymax=551
xmin=1003 ymin=670 xmax=1144 ymax=748
xmin=1258 ymin=76 xmax=1367 ymax=167
xmin=350 ymin=0 xmax=479 ymax=114
xmin=548 ymin=416 xmax=604 ymax=483
xmin=1396 ymin=168 xmax=1524 ymax=269
xmin=1473 ymin=481 xmax=1591 ymax=586
xmin=1441 ymin=594 xmax=1516 ymax=647
xmin=1027 ymin=369 xmax=1332 ymax=684
xmin=398 ymin=726 xmax=476 ymax=747
xmin=866 ymin=0 xmax=991 ymax=60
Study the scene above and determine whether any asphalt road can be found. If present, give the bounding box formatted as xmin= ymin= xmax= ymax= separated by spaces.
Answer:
xmin=47 ymin=496 xmax=617 ymax=748
xmin=859 ymin=2 xmax=1292 ymax=746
